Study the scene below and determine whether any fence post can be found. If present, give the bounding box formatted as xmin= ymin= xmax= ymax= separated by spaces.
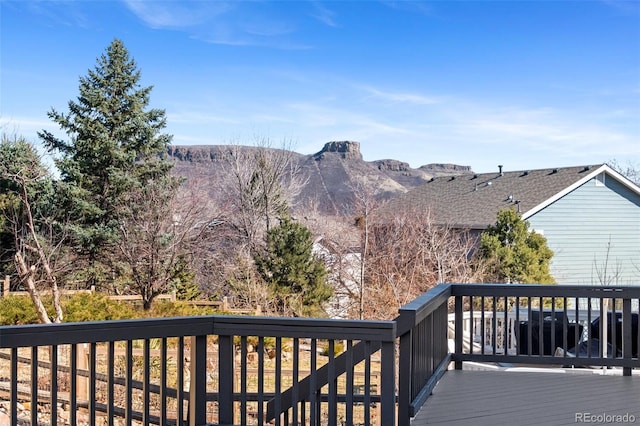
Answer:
xmin=3 ymin=276 xmax=9 ymax=296
xmin=77 ymin=343 xmax=89 ymax=402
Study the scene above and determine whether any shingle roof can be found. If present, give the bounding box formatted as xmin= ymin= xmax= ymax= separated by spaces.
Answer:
xmin=382 ymin=164 xmax=616 ymax=229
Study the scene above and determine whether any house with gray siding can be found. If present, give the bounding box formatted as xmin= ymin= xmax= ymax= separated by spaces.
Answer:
xmin=391 ymin=164 xmax=640 ymax=285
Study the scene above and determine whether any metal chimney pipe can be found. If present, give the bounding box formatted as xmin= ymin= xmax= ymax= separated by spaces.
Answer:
xmin=498 ymin=165 xmax=503 ymax=176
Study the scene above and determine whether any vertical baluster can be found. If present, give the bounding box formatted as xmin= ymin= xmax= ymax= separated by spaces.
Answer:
xmin=257 ymin=337 xmax=264 ymax=425
xmin=563 ymin=297 xmax=568 ymax=355
xmin=240 ymin=336 xmax=247 ymax=425
xmin=177 ymin=337 xmax=185 ymax=425
xmin=108 ymin=341 xmax=115 ymax=426
xmin=574 ymin=298 xmax=580 ymax=358
xmin=551 ymin=298 xmax=556 ymax=355
xmin=611 ymin=298 xmax=618 ymax=359
xmin=292 ymin=338 xmax=300 ymax=426
xmin=10 ymin=347 xmax=17 ymax=425
xmin=70 ymin=344 xmax=77 ymax=426
xmin=492 ymin=296 xmax=497 ymax=355
xmin=160 ymin=337 xmax=167 ymax=426
xmin=469 ymin=295 xmax=474 ymax=355
xmin=587 ymin=298 xmax=592 ymax=359
xmin=515 ymin=296 xmax=520 ymax=356
xmin=31 ymin=346 xmax=38 ymax=426
xmin=89 ymin=342 xmax=96 ymax=426
xmin=503 ymin=296 xmax=509 ymax=355
xmin=275 ymin=337 xmax=282 ymax=426
xmin=143 ymin=339 xmax=150 ymax=425
xmin=309 ymin=338 xmax=317 ymax=426
xmin=527 ymin=298 xmax=532 ymax=356
xmin=126 ymin=340 xmax=133 ymax=425
xmin=622 ymin=298 xmax=632 ymax=376
xmin=50 ymin=344 xmax=58 ymax=425
xmin=328 ymin=340 xmax=336 ymax=426
xmin=364 ymin=341 xmax=371 ymax=426
xmin=537 ymin=297 xmax=543 ymax=356
xmin=480 ymin=296 xmax=485 ymax=355
xmin=345 ymin=339 xmax=353 ymax=426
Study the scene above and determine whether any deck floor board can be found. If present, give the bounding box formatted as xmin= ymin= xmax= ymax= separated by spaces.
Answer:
xmin=411 ymin=369 xmax=640 ymax=425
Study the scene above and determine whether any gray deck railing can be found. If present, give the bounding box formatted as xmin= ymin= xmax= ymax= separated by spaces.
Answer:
xmin=2 ymin=284 xmax=639 ymax=425
xmin=0 ymin=314 xmax=396 ymax=425
xmin=396 ymin=284 xmax=451 ymax=426
xmin=397 ymin=283 xmax=640 ymax=424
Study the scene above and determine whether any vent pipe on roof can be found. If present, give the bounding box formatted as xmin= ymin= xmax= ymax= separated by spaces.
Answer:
xmin=498 ymin=165 xmax=503 ymax=176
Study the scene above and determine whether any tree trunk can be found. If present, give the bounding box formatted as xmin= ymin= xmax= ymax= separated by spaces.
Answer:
xmin=15 ymin=252 xmax=51 ymax=324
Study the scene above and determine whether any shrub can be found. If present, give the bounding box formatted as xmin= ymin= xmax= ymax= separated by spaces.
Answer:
xmin=63 ymin=292 xmax=137 ymax=322
xmin=145 ymin=301 xmax=218 ymax=318
xmin=0 ymin=295 xmax=42 ymax=325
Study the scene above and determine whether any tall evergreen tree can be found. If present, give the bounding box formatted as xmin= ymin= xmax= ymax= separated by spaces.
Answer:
xmin=39 ymin=39 xmax=173 ymax=288
xmin=479 ymin=208 xmax=555 ymax=284
xmin=254 ymin=217 xmax=332 ymax=317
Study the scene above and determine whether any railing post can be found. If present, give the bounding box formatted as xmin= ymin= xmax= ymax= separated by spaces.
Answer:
xmin=189 ymin=334 xmax=208 ymax=426
xmin=380 ymin=339 xmax=396 ymax=426
xmin=454 ymin=295 xmax=463 ymax=370
xmin=397 ymin=329 xmax=412 ymax=426
xmin=622 ymin=298 xmax=632 ymax=377
xmin=218 ymin=334 xmax=234 ymax=424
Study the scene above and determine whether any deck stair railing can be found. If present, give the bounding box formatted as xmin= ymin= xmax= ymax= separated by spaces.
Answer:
xmin=0 ymin=314 xmax=396 ymax=425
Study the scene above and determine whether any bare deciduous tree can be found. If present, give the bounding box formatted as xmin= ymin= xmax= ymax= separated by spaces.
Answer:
xmin=114 ymin=175 xmax=223 ymax=309
xmin=0 ymin=136 xmax=66 ymax=323
xmin=365 ymin=208 xmax=481 ymax=320
xmin=219 ymin=138 xmax=306 ymax=253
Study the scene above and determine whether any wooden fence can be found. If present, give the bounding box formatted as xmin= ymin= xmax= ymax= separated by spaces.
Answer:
xmin=1 ymin=275 xmax=258 ymax=314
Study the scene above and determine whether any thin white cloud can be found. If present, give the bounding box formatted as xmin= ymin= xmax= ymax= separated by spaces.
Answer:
xmin=311 ymin=1 xmax=339 ymax=27
xmin=168 ymin=111 xmax=241 ymax=126
xmin=122 ymin=1 xmax=231 ymax=29
xmin=601 ymin=0 xmax=640 ymax=15
xmin=360 ymin=86 xmax=442 ymax=105
xmin=122 ymin=0 xmax=312 ymax=50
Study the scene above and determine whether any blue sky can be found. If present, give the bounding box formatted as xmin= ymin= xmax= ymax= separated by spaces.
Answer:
xmin=1 ymin=1 xmax=639 ymax=173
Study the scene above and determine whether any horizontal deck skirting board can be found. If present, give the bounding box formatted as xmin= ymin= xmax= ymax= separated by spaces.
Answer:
xmin=412 ymin=369 xmax=640 ymax=426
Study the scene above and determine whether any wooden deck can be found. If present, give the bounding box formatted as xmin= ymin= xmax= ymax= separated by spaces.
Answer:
xmin=412 ymin=368 xmax=640 ymax=425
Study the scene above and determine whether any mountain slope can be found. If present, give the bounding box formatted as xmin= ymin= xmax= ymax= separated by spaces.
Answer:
xmin=168 ymin=141 xmax=472 ymax=215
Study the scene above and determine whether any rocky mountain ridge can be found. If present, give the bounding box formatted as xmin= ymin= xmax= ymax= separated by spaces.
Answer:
xmin=168 ymin=141 xmax=472 ymax=215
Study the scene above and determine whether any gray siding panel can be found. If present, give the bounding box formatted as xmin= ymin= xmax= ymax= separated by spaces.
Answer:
xmin=528 ymin=175 xmax=640 ymax=285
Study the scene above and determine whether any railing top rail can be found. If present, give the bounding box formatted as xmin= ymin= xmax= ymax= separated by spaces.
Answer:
xmin=214 ymin=315 xmax=397 ymax=341
xmin=0 ymin=314 xmax=397 ymax=348
xmin=450 ymin=283 xmax=640 ymax=298
xmin=0 ymin=316 xmax=216 ymax=348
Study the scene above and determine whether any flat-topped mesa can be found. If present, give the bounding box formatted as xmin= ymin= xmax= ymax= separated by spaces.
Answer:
xmin=419 ymin=163 xmax=473 ymax=173
xmin=374 ymin=159 xmax=411 ymax=172
xmin=315 ymin=141 xmax=363 ymax=160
